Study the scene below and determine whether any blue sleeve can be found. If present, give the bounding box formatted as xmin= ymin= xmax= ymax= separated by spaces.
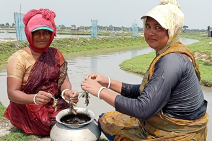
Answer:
xmin=115 ymin=53 xmax=183 ymax=120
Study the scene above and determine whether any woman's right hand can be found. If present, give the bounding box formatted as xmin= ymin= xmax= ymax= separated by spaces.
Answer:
xmin=34 ymin=91 xmax=52 ymax=105
xmin=87 ymin=73 xmax=109 ymax=88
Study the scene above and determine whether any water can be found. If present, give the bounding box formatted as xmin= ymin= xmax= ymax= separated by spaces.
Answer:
xmin=0 ymin=30 xmax=16 ymax=38
xmin=0 ymin=30 xmax=90 ymax=38
xmin=0 ymin=38 xmax=211 ymax=137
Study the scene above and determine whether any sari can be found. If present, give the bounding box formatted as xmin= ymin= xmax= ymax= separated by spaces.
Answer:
xmin=4 ymin=47 xmax=69 ymax=136
xmin=99 ymin=43 xmax=209 ymax=141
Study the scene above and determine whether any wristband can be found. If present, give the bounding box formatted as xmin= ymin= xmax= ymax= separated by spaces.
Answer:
xmin=97 ymin=87 xmax=106 ymax=99
xmin=33 ymin=93 xmax=38 ymax=105
xmin=107 ymin=77 xmax=111 ymax=89
xmin=61 ymin=89 xmax=70 ymax=100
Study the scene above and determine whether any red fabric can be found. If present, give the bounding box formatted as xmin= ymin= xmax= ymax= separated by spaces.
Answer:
xmin=4 ymin=48 xmax=69 ymax=136
xmin=23 ymin=9 xmax=57 ymax=53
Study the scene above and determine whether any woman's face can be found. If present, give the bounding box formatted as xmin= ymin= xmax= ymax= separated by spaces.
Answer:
xmin=144 ymin=17 xmax=169 ymax=50
xmin=32 ymin=29 xmax=52 ymax=49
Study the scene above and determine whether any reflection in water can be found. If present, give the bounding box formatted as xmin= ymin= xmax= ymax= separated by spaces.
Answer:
xmin=131 ymin=50 xmax=137 ymax=58
xmin=91 ymin=56 xmax=97 ymax=73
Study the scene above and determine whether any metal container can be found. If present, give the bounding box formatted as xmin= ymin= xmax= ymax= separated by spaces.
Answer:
xmin=50 ymin=107 xmax=101 ymax=141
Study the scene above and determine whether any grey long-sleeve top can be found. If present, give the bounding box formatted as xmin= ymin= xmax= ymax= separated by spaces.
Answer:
xmin=115 ymin=53 xmax=207 ymax=120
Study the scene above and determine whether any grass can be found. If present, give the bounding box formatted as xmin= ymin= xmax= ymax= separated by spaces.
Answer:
xmin=0 ymin=102 xmax=6 ymax=120
xmin=0 ymin=129 xmax=37 ymax=141
xmin=120 ymin=32 xmax=212 ymax=87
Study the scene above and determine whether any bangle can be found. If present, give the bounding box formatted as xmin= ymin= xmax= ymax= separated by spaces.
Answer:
xmin=97 ymin=87 xmax=106 ymax=99
xmin=107 ymin=77 xmax=111 ymax=89
xmin=33 ymin=94 xmax=38 ymax=105
xmin=61 ymin=89 xmax=70 ymax=100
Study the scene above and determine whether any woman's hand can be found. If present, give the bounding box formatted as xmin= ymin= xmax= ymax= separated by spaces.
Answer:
xmin=81 ymin=77 xmax=117 ymax=107
xmin=81 ymin=77 xmax=102 ymax=97
xmin=86 ymin=73 xmax=109 ymax=88
xmin=63 ymin=90 xmax=79 ymax=103
xmin=34 ymin=91 xmax=52 ymax=105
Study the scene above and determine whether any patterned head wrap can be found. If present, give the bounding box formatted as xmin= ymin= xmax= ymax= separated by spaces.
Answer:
xmin=23 ymin=8 xmax=57 ymax=53
xmin=141 ymin=0 xmax=184 ymax=55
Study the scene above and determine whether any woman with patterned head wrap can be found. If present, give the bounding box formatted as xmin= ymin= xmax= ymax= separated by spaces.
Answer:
xmin=81 ymin=0 xmax=208 ymax=140
xmin=4 ymin=8 xmax=79 ymax=136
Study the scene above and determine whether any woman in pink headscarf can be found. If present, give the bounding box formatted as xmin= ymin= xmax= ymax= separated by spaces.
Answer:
xmin=4 ymin=8 xmax=79 ymax=136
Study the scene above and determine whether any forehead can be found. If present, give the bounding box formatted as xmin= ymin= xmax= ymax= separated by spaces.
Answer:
xmin=146 ymin=17 xmax=160 ymax=25
xmin=33 ymin=29 xmax=49 ymax=32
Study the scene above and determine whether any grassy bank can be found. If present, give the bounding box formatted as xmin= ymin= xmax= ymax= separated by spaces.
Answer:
xmin=0 ymin=103 xmax=6 ymax=120
xmin=0 ymin=36 xmax=147 ymax=65
xmin=120 ymin=33 xmax=212 ymax=87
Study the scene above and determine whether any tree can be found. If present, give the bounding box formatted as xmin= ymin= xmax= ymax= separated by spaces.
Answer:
xmin=123 ymin=27 xmax=127 ymax=32
xmin=108 ymin=25 xmax=113 ymax=31
xmin=0 ymin=24 xmax=5 ymax=28
xmin=182 ymin=25 xmax=188 ymax=32
xmin=12 ymin=23 xmax=15 ymax=28
xmin=5 ymin=23 xmax=10 ymax=28
xmin=59 ymin=24 xmax=66 ymax=29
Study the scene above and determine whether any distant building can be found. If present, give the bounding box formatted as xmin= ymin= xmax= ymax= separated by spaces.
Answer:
xmin=208 ymin=26 xmax=212 ymax=37
xmin=71 ymin=27 xmax=79 ymax=33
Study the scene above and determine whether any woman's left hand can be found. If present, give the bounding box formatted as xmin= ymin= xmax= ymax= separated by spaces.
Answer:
xmin=63 ymin=90 xmax=79 ymax=103
xmin=81 ymin=77 xmax=102 ymax=97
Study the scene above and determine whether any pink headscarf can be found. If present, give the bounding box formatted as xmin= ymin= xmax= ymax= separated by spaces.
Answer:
xmin=23 ymin=8 xmax=57 ymax=53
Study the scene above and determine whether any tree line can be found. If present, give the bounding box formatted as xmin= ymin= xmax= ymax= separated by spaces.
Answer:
xmin=58 ymin=24 xmax=144 ymax=32
xmin=0 ymin=23 xmax=207 ymax=32
xmin=0 ymin=23 xmax=15 ymax=28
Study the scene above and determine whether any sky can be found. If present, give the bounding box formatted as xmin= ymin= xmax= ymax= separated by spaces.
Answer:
xmin=0 ymin=0 xmax=211 ymax=30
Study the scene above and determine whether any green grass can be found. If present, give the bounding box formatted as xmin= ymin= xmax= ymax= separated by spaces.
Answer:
xmin=52 ymin=36 xmax=147 ymax=53
xmin=0 ymin=129 xmax=37 ymax=141
xmin=0 ymin=102 xmax=6 ymax=120
xmin=0 ymin=130 xmax=108 ymax=141
xmin=120 ymin=33 xmax=212 ymax=86
xmin=197 ymin=60 xmax=212 ymax=87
